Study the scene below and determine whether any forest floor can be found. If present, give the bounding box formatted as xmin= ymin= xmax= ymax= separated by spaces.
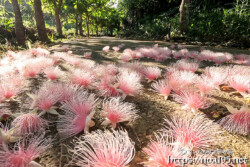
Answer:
xmin=41 ymin=37 xmax=250 ymax=167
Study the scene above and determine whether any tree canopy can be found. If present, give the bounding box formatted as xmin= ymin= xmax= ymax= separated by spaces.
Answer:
xmin=0 ymin=0 xmax=249 ymax=47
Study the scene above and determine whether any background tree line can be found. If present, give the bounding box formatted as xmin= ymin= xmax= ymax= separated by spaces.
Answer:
xmin=0 ymin=0 xmax=249 ymax=47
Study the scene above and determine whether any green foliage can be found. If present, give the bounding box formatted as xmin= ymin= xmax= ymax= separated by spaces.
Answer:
xmin=188 ymin=0 xmax=250 ymax=44
xmin=0 ymin=0 xmax=14 ymax=30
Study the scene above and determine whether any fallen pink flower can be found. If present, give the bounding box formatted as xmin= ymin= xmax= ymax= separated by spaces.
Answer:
xmin=228 ymin=75 xmax=250 ymax=97
xmin=101 ymin=97 xmax=138 ymax=128
xmin=173 ymin=90 xmax=210 ymax=113
xmin=68 ymin=129 xmax=135 ymax=167
xmin=112 ymin=46 xmax=120 ymax=52
xmin=0 ymin=135 xmax=51 ymax=167
xmin=29 ymin=82 xmax=61 ymax=115
xmin=219 ymin=105 xmax=250 ymax=135
xmin=174 ymin=59 xmax=199 ymax=72
xmin=84 ymin=52 xmax=92 ymax=58
xmin=163 ymin=114 xmax=221 ymax=150
xmin=102 ymin=46 xmax=110 ymax=52
xmin=151 ymin=80 xmax=172 ymax=100
xmin=0 ymin=75 xmax=25 ymax=102
xmin=11 ymin=111 xmax=48 ymax=135
xmin=57 ymin=91 xmax=99 ymax=139
xmin=143 ymin=133 xmax=182 ymax=167
xmin=196 ymin=76 xmax=215 ymax=96
xmin=143 ymin=66 xmax=162 ymax=81
xmin=44 ymin=66 xmax=63 ymax=80
xmin=117 ymin=70 xmax=142 ymax=98
xmin=70 ymin=69 xmax=95 ymax=88
xmin=204 ymin=66 xmax=228 ymax=89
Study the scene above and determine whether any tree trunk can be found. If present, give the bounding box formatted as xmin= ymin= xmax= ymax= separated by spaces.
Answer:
xmin=75 ymin=14 xmax=78 ymax=35
xmin=55 ymin=6 xmax=62 ymax=37
xmin=86 ymin=13 xmax=90 ymax=37
xmin=179 ymin=0 xmax=190 ymax=35
xmin=79 ymin=15 xmax=83 ymax=36
xmin=95 ymin=25 xmax=98 ymax=36
xmin=34 ymin=0 xmax=48 ymax=42
xmin=11 ymin=0 xmax=26 ymax=46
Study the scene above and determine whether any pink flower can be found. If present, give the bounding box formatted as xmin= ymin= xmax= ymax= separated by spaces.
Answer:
xmin=170 ymin=44 xmax=175 ymax=49
xmin=143 ymin=66 xmax=162 ymax=81
xmin=34 ymin=57 xmax=54 ymax=70
xmin=121 ymin=53 xmax=132 ymax=62
xmin=173 ymin=90 xmax=210 ymax=112
xmin=151 ymin=80 xmax=172 ymax=100
xmin=84 ymin=52 xmax=92 ymax=58
xmin=163 ymin=114 xmax=221 ymax=150
xmin=224 ymin=52 xmax=233 ymax=62
xmin=67 ymin=50 xmax=72 ymax=55
xmin=33 ymin=47 xmax=50 ymax=56
xmin=200 ymin=50 xmax=214 ymax=61
xmin=168 ymin=70 xmax=198 ymax=92
xmin=143 ymin=133 xmax=182 ymax=167
xmin=117 ymin=70 xmax=142 ymax=98
xmin=179 ymin=49 xmax=189 ymax=58
xmin=57 ymin=91 xmax=99 ymax=139
xmin=0 ymin=75 xmax=25 ymax=101
xmin=53 ymin=83 xmax=78 ymax=102
xmin=0 ymin=65 xmax=15 ymax=76
xmin=213 ymin=53 xmax=227 ymax=64
xmin=172 ymin=51 xmax=182 ymax=59
xmin=64 ymin=56 xmax=81 ymax=66
xmin=21 ymin=57 xmax=54 ymax=78
xmin=62 ymin=45 xmax=69 ymax=51
xmin=30 ymin=82 xmax=61 ymax=115
xmin=0 ymin=135 xmax=51 ymax=167
xmin=21 ymin=61 xmax=42 ymax=78
xmin=103 ymin=46 xmax=110 ymax=52
xmin=204 ymin=67 xmax=228 ymax=89
xmin=70 ymin=69 xmax=95 ymax=88
xmin=196 ymin=76 xmax=215 ymax=96
xmin=120 ymin=61 xmax=145 ymax=75
xmin=174 ymin=59 xmax=199 ymax=72
xmin=219 ymin=105 xmax=250 ymax=135
xmin=44 ymin=66 xmax=63 ymax=80
xmin=101 ymin=97 xmax=138 ymax=128
xmin=235 ymin=54 xmax=248 ymax=62
xmin=112 ymin=46 xmax=120 ymax=52
xmin=11 ymin=112 xmax=47 ymax=135
xmin=78 ymin=59 xmax=96 ymax=71
xmin=123 ymin=49 xmax=134 ymax=59
xmin=228 ymin=75 xmax=250 ymax=96
xmin=97 ymin=80 xmax=119 ymax=97
xmin=68 ymin=130 xmax=135 ymax=167
xmin=106 ymin=64 xmax=118 ymax=75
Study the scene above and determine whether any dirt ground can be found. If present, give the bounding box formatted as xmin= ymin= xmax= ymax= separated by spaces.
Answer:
xmin=35 ymin=37 xmax=250 ymax=166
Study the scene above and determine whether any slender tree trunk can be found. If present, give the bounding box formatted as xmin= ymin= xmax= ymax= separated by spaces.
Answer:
xmin=11 ymin=0 xmax=25 ymax=46
xmin=55 ymin=6 xmax=62 ymax=37
xmin=179 ymin=0 xmax=190 ymax=35
xmin=86 ymin=13 xmax=90 ymax=37
xmin=96 ymin=25 xmax=98 ymax=36
xmin=79 ymin=15 xmax=83 ymax=36
xmin=75 ymin=14 xmax=78 ymax=35
xmin=34 ymin=0 xmax=48 ymax=42
xmin=52 ymin=0 xmax=63 ymax=37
